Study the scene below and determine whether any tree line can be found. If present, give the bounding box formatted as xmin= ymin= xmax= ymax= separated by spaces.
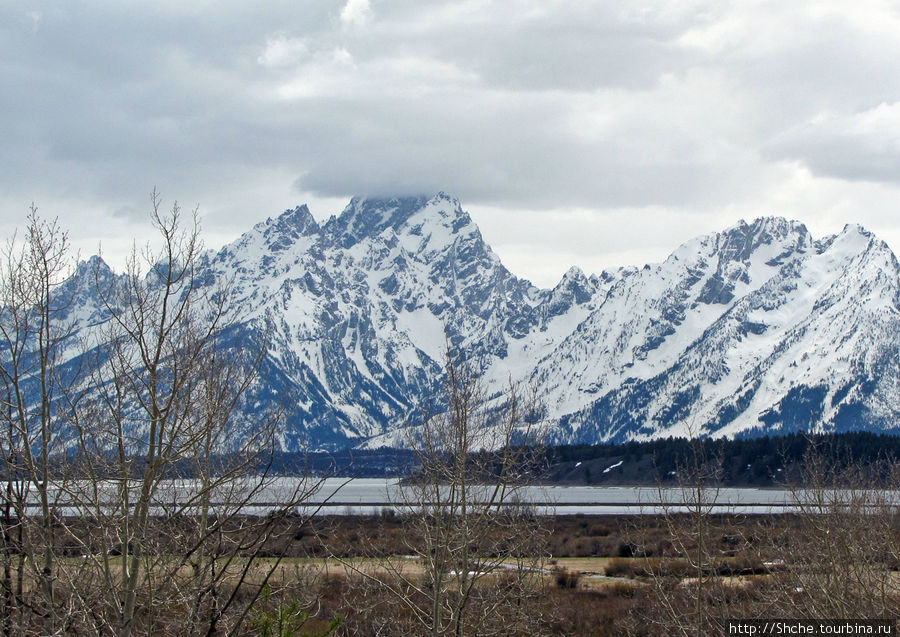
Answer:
xmin=535 ymin=431 xmax=900 ymax=486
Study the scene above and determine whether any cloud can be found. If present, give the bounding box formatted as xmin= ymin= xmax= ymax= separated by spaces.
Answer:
xmin=4 ymin=1 xmax=900 ymax=285
xmin=258 ymin=33 xmax=309 ymax=68
xmin=340 ymin=0 xmax=371 ymax=27
xmin=767 ymin=103 xmax=900 ymax=184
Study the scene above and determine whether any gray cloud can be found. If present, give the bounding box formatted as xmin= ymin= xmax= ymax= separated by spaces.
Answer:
xmin=765 ymin=103 xmax=900 ymax=184
xmin=4 ymin=0 xmax=900 ymax=286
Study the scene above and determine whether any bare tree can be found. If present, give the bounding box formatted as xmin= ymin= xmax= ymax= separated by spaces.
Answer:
xmin=0 ymin=192 xmax=337 ymax=636
xmin=761 ymin=443 xmax=900 ymax=620
xmin=0 ymin=196 xmax=347 ymax=635
xmin=635 ymin=429 xmax=731 ymax=637
xmin=46 ymin=191 xmax=330 ymax=636
xmin=83 ymin=192 xmax=224 ymax=635
xmin=0 ymin=207 xmax=78 ymax=635
xmin=340 ymin=348 xmax=548 ymax=637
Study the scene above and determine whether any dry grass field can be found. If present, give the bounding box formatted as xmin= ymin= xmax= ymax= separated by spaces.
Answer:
xmin=189 ymin=511 xmax=900 ymax=635
xmin=2 ymin=509 xmax=898 ymax=635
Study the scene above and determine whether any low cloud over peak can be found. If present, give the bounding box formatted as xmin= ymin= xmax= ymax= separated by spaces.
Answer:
xmin=4 ymin=1 xmax=900 ymax=287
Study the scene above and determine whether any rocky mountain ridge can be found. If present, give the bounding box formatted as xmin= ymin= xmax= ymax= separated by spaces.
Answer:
xmin=57 ymin=194 xmax=900 ymax=450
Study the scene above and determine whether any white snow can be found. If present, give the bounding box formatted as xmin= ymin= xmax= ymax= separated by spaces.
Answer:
xmin=52 ymin=202 xmax=900 ymax=451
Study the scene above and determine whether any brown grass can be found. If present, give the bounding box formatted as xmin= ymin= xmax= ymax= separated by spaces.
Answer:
xmin=9 ymin=512 xmax=896 ymax=635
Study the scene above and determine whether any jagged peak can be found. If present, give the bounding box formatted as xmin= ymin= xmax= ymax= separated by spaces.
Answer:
xmin=323 ymin=193 xmax=470 ymax=247
xmin=335 ymin=194 xmax=427 ymax=230
xmin=75 ymin=254 xmax=113 ymax=279
xmin=813 ymin=222 xmax=893 ymax=261
xmin=545 ymin=265 xmax=595 ymax=312
xmin=718 ymin=217 xmax=810 ymax=264
xmin=552 ymin=266 xmax=590 ymax=292
xmin=221 ymin=204 xmax=320 ymax=259
xmin=665 ymin=216 xmax=812 ymax=268
xmin=840 ymin=222 xmax=872 ymax=238
xmin=80 ymin=253 xmax=110 ymax=270
xmin=267 ymin=204 xmax=318 ymax=237
xmin=54 ymin=254 xmax=115 ymax=315
xmin=723 ymin=216 xmax=810 ymax=243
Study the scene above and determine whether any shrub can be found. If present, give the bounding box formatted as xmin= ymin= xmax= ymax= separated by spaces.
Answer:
xmin=554 ymin=568 xmax=582 ymax=589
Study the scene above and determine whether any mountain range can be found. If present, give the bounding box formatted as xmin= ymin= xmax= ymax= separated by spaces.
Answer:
xmin=60 ymin=193 xmax=900 ymax=450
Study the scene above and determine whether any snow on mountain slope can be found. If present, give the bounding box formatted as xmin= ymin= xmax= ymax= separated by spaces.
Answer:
xmin=547 ymin=221 xmax=900 ymax=444
xmin=518 ymin=219 xmax=812 ymax=418
xmin=48 ymin=194 xmax=900 ymax=450
xmin=200 ymin=193 xmax=548 ymax=448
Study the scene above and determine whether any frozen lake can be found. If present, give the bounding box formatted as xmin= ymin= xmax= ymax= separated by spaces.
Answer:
xmin=298 ymin=478 xmax=809 ymax=515
xmin=10 ymin=477 xmax=891 ymax=516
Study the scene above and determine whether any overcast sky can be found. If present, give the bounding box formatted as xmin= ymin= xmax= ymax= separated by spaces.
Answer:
xmin=4 ymin=0 xmax=900 ymax=287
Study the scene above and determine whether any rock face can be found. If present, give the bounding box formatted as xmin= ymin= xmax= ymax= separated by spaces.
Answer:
xmin=48 ymin=194 xmax=900 ymax=449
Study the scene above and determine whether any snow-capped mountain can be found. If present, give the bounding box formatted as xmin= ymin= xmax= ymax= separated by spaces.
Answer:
xmin=56 ymin=194 xmax=900 ymax=449
xmin=538 ymin=217 xmax=900 ymax=444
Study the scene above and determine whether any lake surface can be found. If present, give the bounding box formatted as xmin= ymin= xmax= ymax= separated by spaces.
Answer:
xmin=297 ymin=478 xmax=806 ymax=515
xmin=13 ymin=477 xmax=892 ymax=516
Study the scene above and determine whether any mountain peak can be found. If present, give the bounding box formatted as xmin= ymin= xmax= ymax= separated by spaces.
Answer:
xmin=78 ymin=253 xmax=111 ymax=276
xmin=706 ymin=216 xmax=811 ymax=266
xmin=324 ymin=193 xmax=469 ymax=247
xmin=726 ymin=216 xmax=808 ymax=242
xmin=259 ymin=204 xmax=319 ymax=252
xmin=562 ymin=265 xmax=586 ymax=280
xmin=278 ymin=203 xmax=317 ymax=230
